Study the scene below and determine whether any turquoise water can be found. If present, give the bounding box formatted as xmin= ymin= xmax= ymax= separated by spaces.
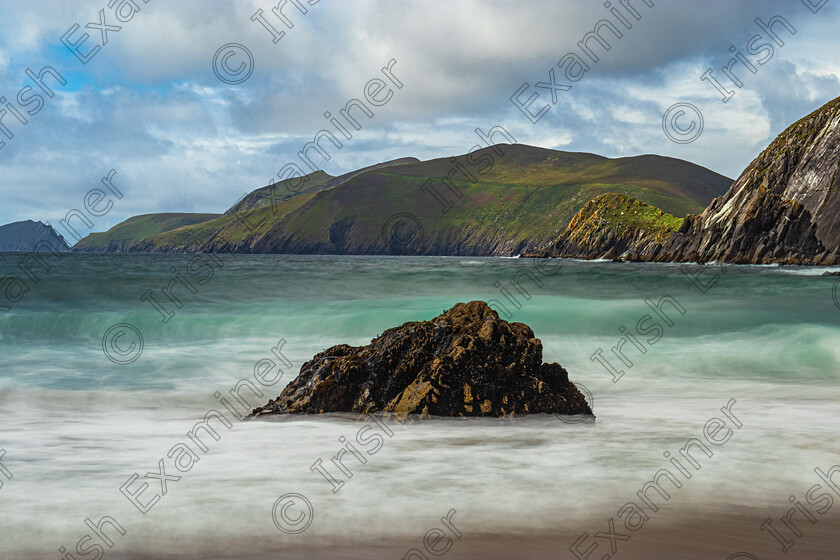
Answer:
xmin=1 ymin=254 xmax=839 ymax=558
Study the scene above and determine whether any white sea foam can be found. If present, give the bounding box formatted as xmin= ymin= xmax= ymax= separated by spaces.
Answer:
xmin=2 ymin=255 xmax=839 ymax=558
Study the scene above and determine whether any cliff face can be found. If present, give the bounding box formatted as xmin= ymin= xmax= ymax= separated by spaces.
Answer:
xmin=521 ymin=193 xmax=683 ymax=260
xmin=245 ymin=220 xmax=537 ymax=256
xmin=0 ymin=221 xmax=69 ymax=252
xmin=656 ymin=96 xmax=840 ymax=265
xmin=252 ymin=301 xmax=593 ymax=419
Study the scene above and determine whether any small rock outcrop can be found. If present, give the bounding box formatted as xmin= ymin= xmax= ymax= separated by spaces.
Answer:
xmin=251 ymin=301 xmax=592 ymax=419
xmin=520 ymin=193 xmax=683 ymax=261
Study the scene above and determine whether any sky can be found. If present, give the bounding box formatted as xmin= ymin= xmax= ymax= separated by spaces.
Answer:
xmin=0 ymin=0 xmax=838 ymax=233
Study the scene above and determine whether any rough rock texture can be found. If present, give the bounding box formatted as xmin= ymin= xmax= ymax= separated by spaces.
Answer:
xmin=521 ymin=193 xmax=683 ymax=260
xmin=653 ymin=96 xmax=840 ymax=264
xmin=251 ymin=301 xmax=592 ymax=419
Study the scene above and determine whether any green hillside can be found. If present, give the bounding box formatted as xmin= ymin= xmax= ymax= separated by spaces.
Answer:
xmin=135 ymin=144 xmax=730 ymax=255
xmin=73 ymin=213 xmax=221 ymax=252
xmin=135 ymin=193 xmax=318 ymax=251
xmin=224 ymin=170 xmax=333 ymax=215
xmin=224 ymin=158 xmax=422 ymax=216
xmin=293 ymin=144 xmax=724 ymax=244
xmin=562 ymin=192 xmax=684 ymax=250
xmin=521 ymin=193 xmax=685 ymax=259
xmin=576 ymin=193 xmax=684 ymax=240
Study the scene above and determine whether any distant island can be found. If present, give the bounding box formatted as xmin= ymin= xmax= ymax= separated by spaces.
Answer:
xmin=0 ymin=221 xmax=69 ymax=253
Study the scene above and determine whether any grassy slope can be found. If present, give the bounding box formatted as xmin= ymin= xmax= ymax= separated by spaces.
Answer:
xmin=225 ymin=159 xmax=422 ymax=215
xmin=73 ymin=213 xmax=221 ymax=251
xmin=562 ymin=192 xmax=684 ymax=246
xmin=108 ymin=144 xmax=732 ymax=254
xmin=141 ymin=193 xmax=318 ymax=249
xmin=259 ymin=144 xmax=729 ymax=252
xmin=225 ymin=170 xmax=334 ymax=215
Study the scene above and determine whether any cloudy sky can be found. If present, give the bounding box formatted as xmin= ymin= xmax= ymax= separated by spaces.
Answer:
xmin=0 ymin=0 xmax=838 ymax=232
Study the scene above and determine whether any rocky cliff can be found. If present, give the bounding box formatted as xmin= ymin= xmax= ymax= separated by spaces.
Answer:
xmin=521 ymin=193 xmax=683 ymax=260
xmin=654 ymin=96 xmax=840 ymax=264
xmin=251 ymin=301 xmax=593 ymax=419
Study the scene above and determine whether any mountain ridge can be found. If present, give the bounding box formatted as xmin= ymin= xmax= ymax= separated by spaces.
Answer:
xmin=75 ymin=144 xmax=730 ymax=256
xmin=72 ymin=213 xmax=222 ymax=252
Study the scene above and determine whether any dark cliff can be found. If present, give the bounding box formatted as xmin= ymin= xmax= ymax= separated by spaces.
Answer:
xmin=654 ymin=96 xmax=840 ymax=264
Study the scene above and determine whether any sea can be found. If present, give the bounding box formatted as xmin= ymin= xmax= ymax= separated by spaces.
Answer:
xmin=1 ymin=254 xmax=839 ymax=559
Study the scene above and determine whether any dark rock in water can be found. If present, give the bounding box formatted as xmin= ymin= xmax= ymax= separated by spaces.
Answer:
xmin=821 ymin=271 xmax=840 ymax=276
xmin=251 ymin=301 xmax=593 ymax=419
